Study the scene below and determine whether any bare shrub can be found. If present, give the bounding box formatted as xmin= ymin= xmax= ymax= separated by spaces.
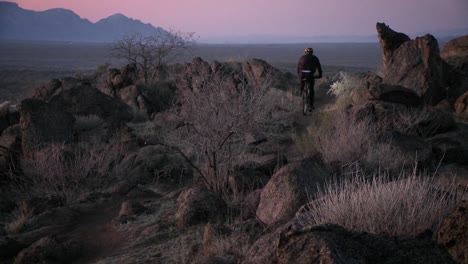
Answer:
xmin=165 ymin=69 xmax=277 ymax=194
xmin=5 ymin=201 xmax=34 ymax=235
xmin=328 ymin=71 xmax=361 ymax=107
xmin=20 ymin=131 xmax=129 ymax=204
xmin=316 ymin=110 xmax=377 ymax=166
xmin=113 ymin=30 xmax=197 ymax=84
xmin=299 ymin=170 xmax=461 ymax=236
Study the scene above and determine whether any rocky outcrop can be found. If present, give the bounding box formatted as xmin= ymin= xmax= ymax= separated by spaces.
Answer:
xmin=437 ymin=201 xmax=468 ymax=264
xmin=244 ymin=224 xmax=456 ymax=264
xmin=377 ymin=23 xmax=450 ymax=105
xmin=118 ymin=145 xmax=192 ymax=184
xmin=175 ymin=186 xmax=226 ymax=227
xmin=48 ymin=83 xmax=133 ymax=130
xmin=441 ymin=35 xmax=468 ymax=72
xmin=256 ymin=159 xmax=330 ymax=225
xmin=32 ymin=79 xmax=62 ymax=101
xmin=376 ymin=22 xmax=411 ymax=71
xmin=369 ymin=83 xmax=422 ymax=107
xmin=19 ymin=99 xmax=75 ymax=157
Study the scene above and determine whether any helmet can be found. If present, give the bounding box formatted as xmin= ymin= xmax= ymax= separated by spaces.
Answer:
xmin=304 ymin=47 xmax=313 ymax=54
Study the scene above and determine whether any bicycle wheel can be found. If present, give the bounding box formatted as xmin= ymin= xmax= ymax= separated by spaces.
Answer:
xmin=302 ymin=82 xmax=310 ymax=115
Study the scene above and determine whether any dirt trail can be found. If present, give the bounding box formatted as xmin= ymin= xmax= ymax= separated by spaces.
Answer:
xmin=53 ymin=199 xmax=127 ymax=264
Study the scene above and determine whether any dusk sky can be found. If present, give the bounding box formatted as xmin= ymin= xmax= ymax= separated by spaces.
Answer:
xmin=8 ymin=0 xmax=468 ymax=42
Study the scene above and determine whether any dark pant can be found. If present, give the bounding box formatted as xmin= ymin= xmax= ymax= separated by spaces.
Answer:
xmin=300 ymin=79 xmax=315 ymax=107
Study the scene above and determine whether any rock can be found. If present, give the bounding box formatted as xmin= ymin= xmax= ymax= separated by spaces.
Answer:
xmin=369 ymin=83 xmax=422 ymax=107
xmin=117 ymin=200 xmax=147 ymax=223
xmin=378 ymin=131 xmax=433 ymax=166
xmin=175 ymin=186 xmax=226 ymax=227
xmin=434 ymin=99 xmax=453 ymax=112
xmin=437 ymin=201 xmax=468 ymax=264
xmin=429 ymin=128 xmax=468 ymax=165
xmin=0 ymin=125 xmax=21 ymax=181
xmin=241 ymin=189 xmax=262 ymax=220
xmin=32 ymin=79 xmax=62 ymax=101
xmin=454 ymin=90 xmax=468 ymax=117
xmin=19 ymin=99 xmax=75 ymax=157
xmin=61 ymin=77 xmax=83 ymax=91
xmin=376 ymin=22 xmax=411 ymax=72
xmin=48 ymin=83 xmax=133 ymax=131
xmin=242 ymin=226 xmax=282 ymax=264
xmin=119 ymin=145 xmax=192 ymax=184
xmin=201 ymin=223 xmax=232 ymax=255
xmin=273 ymin=224 xmax=456 ymax=264
xmin=14 ymin=237 xmax=79 ymax=264
xmin=256 ymin=159 xmax=330 ymax=225
xmin=441 ymin=35 xmax=468 ymax=72
xmin=377 ymin=23 xmax=450 ymax=105
xmin=0 ymin=237 xmax=24 ymax=261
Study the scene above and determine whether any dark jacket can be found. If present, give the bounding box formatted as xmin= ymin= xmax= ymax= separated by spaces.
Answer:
xmin=297 ymin=54 xmax=322 ymax=80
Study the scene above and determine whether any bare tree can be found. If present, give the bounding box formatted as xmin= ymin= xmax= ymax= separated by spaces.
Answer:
xmin=112 ymin=29 xmax=197 ymax=84
xmin=163 ymin=68 xmax=278 ymax=194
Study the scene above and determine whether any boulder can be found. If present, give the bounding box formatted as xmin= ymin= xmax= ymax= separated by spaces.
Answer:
xmin=256 ymin=159 xmax=330 ymax=225
xmin=119 ymin=145 xmax=192 ymax=184
xmin=244 ymin=222 xmax=456 ymax=264
xmin=369 ymin=83 xmax=421 ymax=107
xmin=241 ymin=189 xmax=262 ymax=220
xmin=377 ymin=23 xmax=450 ymax=105
xmin=441 ymin=35 xmax=468 ymax=72
xmin=19 ymin=99 xmax=74 ymax=157
xmin=429 ymin=128 xmax=468 ymax=165
xmin=175 ymin=186 xmax=226 ymax=227
xmin=377 ymin=131 xmax=433 ymax=166
xmin=376 ymin=22 xmax=411 ymax=72
xmin=117 ymin=200 xmax=147 ymax=223
xmin=437 ymin=201 xmax=468 ymax=264
xmin=32 ymin=79 xmax=62 ymax=101
xmin=0 ymin=124 xmax=22 ymax=181
xmin=48 ymin=83 xmax=133 ymax=131
xmin=454 ymin=90 xmax=468 ymax=117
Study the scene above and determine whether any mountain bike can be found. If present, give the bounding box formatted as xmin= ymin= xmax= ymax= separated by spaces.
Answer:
xmin=301 ymin=70 xmax=320 ymax=115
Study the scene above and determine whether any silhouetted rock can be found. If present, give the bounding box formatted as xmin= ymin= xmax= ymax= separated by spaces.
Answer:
xmin=256 ymin=159 xmax=330 ymax=225
xmin=437 ymin=201 xmax=468 ymax=264
xmin=376 ymin=22 xmax=411 ymax=71
xmin=377 ymin=23 xmax=450 ymax=105
xmin=19 ymin=99 xmax=75 ymax=157
xmin=244 ymin=223 xmax=456 ymax=264
xmin=175 ymin=186 xmax=226 ymax=227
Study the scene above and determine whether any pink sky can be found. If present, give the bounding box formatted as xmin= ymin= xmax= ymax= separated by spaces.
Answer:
xmin=8 ymin=0 xmax=468 ymax=41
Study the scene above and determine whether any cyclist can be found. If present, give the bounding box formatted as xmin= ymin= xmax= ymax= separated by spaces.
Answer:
xmin=297 ymin=47 xmax=322 ymax=110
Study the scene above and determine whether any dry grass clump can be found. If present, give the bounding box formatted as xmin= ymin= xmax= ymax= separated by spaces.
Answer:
xmin=20 ymin=132 xmax=129 ymax=204
xmin=316 ymin=110 xmax=377 ymax=166
xmin=299 ymin=169 xmax=461 ymax=236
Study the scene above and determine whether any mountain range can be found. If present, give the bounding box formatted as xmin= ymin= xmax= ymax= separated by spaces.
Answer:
xmin=0 ymin=1 xmax=167 ymax=42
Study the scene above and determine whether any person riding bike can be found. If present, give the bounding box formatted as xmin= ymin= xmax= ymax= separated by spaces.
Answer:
xmin=297 ymin=47 xmax=322 ymax=110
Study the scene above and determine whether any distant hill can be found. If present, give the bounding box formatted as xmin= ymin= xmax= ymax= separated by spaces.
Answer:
xmin=0 ymin=1 xmax=167 ymax=42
